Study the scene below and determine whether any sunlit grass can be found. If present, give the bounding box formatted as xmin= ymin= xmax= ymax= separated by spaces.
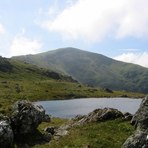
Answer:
xmin=33 ymin=119 xmax=134 ymax=148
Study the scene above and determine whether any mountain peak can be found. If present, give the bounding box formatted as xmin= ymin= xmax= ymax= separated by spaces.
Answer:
xmin=46 ymin=47 xmax=83 ymax=54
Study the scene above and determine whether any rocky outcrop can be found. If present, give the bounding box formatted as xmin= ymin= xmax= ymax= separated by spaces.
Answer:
xmin=51 ymin=108 xmax=125 ymax=140
xmin=131 ymin=96 xmax=148 ymax=131
xmin=122 ymin=96 xmax=148 ymax=148
xmin=73 ymin=108 xmax=124 ymax=126
xmin=11 ymin=100 xmax=46 ymax=135
xmin=0 ymin=114 xmax=14 ymax=148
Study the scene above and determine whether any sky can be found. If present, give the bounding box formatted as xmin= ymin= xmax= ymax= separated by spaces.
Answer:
xmin=0 ymin=0 xmax=148 ymax=67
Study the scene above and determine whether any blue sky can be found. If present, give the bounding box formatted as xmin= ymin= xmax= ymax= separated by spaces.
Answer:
xmin=0 ymin=0 xmax=148 ymax=67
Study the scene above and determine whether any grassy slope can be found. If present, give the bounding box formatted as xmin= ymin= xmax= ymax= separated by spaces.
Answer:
xmin=0 ymin=57 xmax=144 ymax=113
xmin=13 ymin=47 xmax=148 ymax=93
xmin=32 ymin=118 xmax=134 ymax=148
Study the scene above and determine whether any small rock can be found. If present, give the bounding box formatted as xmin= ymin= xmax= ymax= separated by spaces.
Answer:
xmin=43 ymin=114 xmax=51 ymax=122
xmin=54 ymin=129 xmax=69 ymax=140
xmin=54 ymin=125 xmax=69 ymax=140
xmin=56 ymin=129 xmax=68 ymax=136
xmin=43 ymin=133 xmax=52 ymax=142
xmin=104 ymin=88 xmax=113 ymax=93
xmin=123 ymin=112 xmax=133 ymax=121
xmin=44 ymin=126 xmax=55 ymax=135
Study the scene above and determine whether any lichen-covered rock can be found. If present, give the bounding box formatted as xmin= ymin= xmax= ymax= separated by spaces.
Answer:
xmin=122 ymin=130 xmax=148 ymax=148
xmin=131 ymin=96 xmax=148 ymax=130
xmin=0 ymin=114 xmax=14 ymax=148
xmin=11 ymin=100 xmax=46 ymax=135
xmin=122 ymin=96 xmax=148 ymax=148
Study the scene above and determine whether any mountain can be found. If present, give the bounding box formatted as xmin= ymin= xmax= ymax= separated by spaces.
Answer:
xmin=13 ymin=47 xmax=148 ymax=93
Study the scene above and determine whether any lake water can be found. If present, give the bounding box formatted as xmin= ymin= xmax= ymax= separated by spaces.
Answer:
xmin=35 ymin=98 xmax=142 ymax=118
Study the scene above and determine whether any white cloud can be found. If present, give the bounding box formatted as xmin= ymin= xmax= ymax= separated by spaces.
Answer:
xmin=114 ymin=52 xmax=148 ymax=68
xmin=8 ymin=35 xmax=42 ymax=57
xmin=0 ymin=23 xmax=5 ymax=34
xmin=41 ymin=0 xmax=148 ymax=42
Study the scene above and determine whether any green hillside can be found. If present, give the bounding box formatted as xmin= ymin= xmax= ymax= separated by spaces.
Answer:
xmin=2 ymin=56 xmax=143 ymax=113
xmin=0 ymin=57 xmax=80 ymax=111
xmin=13 ymin=47 xmax=148 ymax=93
xmin=0 ymin=56 xmax=76 ymax=82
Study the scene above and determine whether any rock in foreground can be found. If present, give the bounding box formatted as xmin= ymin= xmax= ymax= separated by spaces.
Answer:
xmin=11 ymin=100 xmax=46 ymax=135
xmin=131 ymin=96 xmax=148 ymax=130
xmin=122 ymin=96 xmax=148 ymax=148
xmin=122 ymin=130 xmax=148 ymax=148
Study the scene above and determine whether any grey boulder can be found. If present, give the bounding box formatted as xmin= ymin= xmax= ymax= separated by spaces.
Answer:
xmin=131 ymin=96 xmax=148 ymax=131
xmin=123 ymin=96 xmax=148 ymax=148
xmin=0 ymin=114 xmax=14 ymax=148
xmin=11 ymin=100 xmax=46 ymax=135
xmin=122 ymin=130 xmax=148 ymax=148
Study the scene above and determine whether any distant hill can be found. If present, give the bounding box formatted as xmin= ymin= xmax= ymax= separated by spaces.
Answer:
xmin=13 ymin=47 xmax=148 ymax=93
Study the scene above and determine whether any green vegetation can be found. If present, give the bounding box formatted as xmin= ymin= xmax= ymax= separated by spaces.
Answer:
xmin=0 ymin=56 xmax=144 ymax=113
xmin=13 ymin=47 xmax=148 ymax=93
xmin=1 ymin=78 xmax=144 ymax=113
xmin=33 ymin=118 xmax=134 ymax=148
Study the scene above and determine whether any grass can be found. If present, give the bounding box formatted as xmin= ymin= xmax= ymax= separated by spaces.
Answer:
xmin=0 ymin=79 xmax=144 ymax=114
xmin=0 ymin=57 xmax=145 ymax=113
xmin=49 ymin=119 xmax=134 ymax=148
xmin=38 ymin=117 xmax=68 ymax=130
xmin=32 ymin=118 xmax=134 ymax=148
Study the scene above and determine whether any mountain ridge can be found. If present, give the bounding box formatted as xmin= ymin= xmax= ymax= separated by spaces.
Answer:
xmin=12 ymin=47 xmax=148 ymax=93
